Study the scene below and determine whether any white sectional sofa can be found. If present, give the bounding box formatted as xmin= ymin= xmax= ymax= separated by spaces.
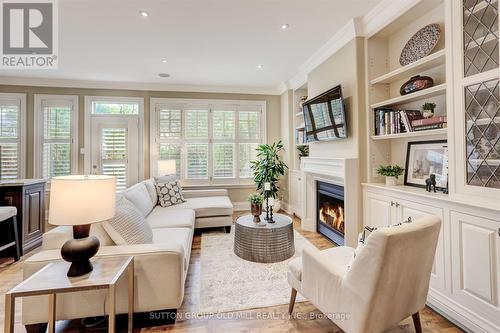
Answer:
xmin=21 ymin=179 xmax=233 ymax=330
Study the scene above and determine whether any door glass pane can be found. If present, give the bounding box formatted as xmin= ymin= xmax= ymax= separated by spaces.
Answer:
xmin=238 ymin=111 xmax=260 ymax=139
xmin=0 ymin=143 xmax=18 ymax=180
xmin=159 ymin=109 xmax=182 ymax=139
xmin=101 ymin=128 xmax=127 ymax=190
xmin=463 ymin=0 xmax=499 ymax=77
xmin=92 ymin=102 xmax=139 ymax=115
xmin=465 ymin=78 xmax=500 ymax=188
xmin=43 ymin=143 xmax=71 ymax=179
xmin=159 ymin=143 xmax=181 ymax=177
xmin=213 ymin=110 xmax=235 ymax=139
xmin=185 ymin=110 xmax=209 ymax=139
xmin=186 ymin=143 xmax=208 ymax=179
xmin=213 ymin=143 xmax=234 ymax=178
xmin=239 ymin=143 xmax=258 ymax=178
xmin=44 ymin=106 xmax=71 ymax=139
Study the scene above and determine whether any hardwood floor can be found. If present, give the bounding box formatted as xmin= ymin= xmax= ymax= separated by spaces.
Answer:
xmin=0 ymin=212 xmax=463 ymax=333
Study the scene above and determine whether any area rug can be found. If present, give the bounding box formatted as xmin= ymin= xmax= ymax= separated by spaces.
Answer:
xmin=197 ymin=229 xmax=313 ymax=314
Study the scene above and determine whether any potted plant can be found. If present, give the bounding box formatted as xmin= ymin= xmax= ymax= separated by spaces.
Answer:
xmin=422 ymin=102 xmax=436 ymax=118
xmin=377 ymin=164 xmax=404 ymax=186
xmin=297 ymin=144 xmax=309 ymax=159
xmin=251 ymin=141 xmax=288 ymax=212
xmin=248 ymin=193 xmax=264 ymax=222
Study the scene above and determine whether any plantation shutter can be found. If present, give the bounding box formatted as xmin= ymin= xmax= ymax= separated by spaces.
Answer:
xmin=186 ymin=143 xmax=208 ymax=179
xmin=185 ymin=108 xmax=209 ymax=180
xmin=101 ymin=127 xmax=128 ymax=190
xmin=0 ymin=99 xmax=21 ymax=180
xmin=238 ymin=107 xmax=261 ymax=178
xmin=42 ymin=99 xmax=73 ymax=179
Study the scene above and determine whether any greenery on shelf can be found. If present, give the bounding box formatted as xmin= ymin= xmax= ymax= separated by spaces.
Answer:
xmin=251 ymin=141 xmax=288 ymax=198
xmin=422 ymin=102 xmax=436 ymax=111
xmin=248 ymin=193 xmax=265 ymax=205
xmin=297 ymin=145 xmax=309 ymax=159
xmin=376 ymin=164 xmax=404 ymax=179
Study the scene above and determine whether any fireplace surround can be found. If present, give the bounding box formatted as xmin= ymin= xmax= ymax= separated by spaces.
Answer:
xmin=317 ymin=181 xmax=345 ymax=245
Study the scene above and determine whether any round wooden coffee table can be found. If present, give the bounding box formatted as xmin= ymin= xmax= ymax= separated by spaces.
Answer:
xmin=234 ymin=213 xmax=295 ymax=263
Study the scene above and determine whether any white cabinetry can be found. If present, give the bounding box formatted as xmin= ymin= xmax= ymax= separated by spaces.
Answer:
xmin=363 ymin=183 xmax=500 ymax=332
xmin=289 ymin=170 xmax=303 ymax=218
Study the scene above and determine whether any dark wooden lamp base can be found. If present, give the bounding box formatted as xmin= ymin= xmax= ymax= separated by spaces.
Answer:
xmin=61 ymin=225 xmax=100 ymax=277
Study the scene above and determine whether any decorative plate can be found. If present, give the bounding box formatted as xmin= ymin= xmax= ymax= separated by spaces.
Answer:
xmin=399 ymin=24 xmax=441 ymax=66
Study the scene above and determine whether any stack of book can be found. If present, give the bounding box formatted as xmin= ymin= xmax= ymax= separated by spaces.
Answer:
xmin=374 ymin=108 xmax=447 ymax=136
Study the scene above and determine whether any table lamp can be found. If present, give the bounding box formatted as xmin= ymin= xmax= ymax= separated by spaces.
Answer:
xmin=49 ymin=175 xmax=116 ymax=277
xmin=158 ymin=160 xmax=176 ymax=176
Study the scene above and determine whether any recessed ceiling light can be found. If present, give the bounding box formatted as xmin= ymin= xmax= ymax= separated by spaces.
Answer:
xmin=256 ymin=64 xmax=264 ymax=70
xmin=139 ymin=11 xmax=149 ymax=17
xmin=281 ymin=24 xmax=289 ymax=30
xmin=161 ymin=59 xmax=167 ymax=63
xmin=158 ymin=73 xmax=170 ymax=78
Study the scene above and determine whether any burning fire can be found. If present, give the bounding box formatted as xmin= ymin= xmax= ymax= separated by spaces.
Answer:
xmin=319 ymin=203 xmax=345 ymax=233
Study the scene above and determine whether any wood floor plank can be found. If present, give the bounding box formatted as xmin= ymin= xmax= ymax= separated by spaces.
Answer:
xmin=0 ymin=212 xmax=463 ymax=332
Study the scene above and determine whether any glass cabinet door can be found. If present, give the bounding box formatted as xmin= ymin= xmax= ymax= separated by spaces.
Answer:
xmin=462 ymin=0 xmax=499 ymax=189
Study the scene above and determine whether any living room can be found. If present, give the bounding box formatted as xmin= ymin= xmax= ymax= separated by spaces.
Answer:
xmin=0 ymin=0 xmax=499 ymax=332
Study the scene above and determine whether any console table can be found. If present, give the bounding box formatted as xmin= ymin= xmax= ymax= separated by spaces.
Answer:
xmin=0 ymin=179 xmax=46 ymax=256
xmin=234 ymin=214 xmax=295 ymax=263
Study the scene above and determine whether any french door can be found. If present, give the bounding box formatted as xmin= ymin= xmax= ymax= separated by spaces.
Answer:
xmin=90 ymin=117 xmax=139 ymax=190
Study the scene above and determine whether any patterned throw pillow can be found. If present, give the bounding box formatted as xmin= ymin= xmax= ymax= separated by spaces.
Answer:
xmin=156 ymin=180 xmax=186 ymax=207
xmin=102 ymin=197 xmax=153 ymax=245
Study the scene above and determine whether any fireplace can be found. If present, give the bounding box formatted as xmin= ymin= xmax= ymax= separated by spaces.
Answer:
xmin=317 ymin=181 xmax=345 ymax=246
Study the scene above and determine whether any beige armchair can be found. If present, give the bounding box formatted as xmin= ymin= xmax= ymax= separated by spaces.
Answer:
xmin=287 ymin=216 xmax=441 ymax=333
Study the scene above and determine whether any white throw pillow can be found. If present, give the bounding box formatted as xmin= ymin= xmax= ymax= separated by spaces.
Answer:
xmin=156 ymin=180 xmax=186 ymax=207
xmin=103 ymin=197 xmax=153 ymax=245
xmin=143 ymin=178 xmax=158 ymax=206
xmin=123 ymin=183 xmax=154 ymax=217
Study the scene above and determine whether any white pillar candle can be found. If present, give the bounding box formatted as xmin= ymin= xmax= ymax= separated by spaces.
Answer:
xmin=264 ymin=182 xmax=271 ymax=191
xmin=269 ymin=197 xmax=275 ymax=206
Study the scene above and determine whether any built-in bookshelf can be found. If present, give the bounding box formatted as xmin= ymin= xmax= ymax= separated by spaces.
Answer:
xmin=366 ymin=0 xmax=448 ymax=183
xmin=292 ymin=86 xmax=308 ymax=170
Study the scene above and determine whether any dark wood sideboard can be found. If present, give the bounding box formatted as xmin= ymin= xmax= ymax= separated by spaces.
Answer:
xmin=0 ymin=179 xmax=46 ymax=256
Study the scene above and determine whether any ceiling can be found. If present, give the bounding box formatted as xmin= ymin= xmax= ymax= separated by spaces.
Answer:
xmin=0 ymin=0 xmax=381 ymax=93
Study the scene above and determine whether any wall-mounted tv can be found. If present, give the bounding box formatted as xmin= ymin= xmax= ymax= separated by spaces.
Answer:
xmin=302 ymin=85 xmax=347 ymax=142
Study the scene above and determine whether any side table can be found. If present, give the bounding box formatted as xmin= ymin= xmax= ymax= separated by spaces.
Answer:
xmin=4 ymin=256 xmax=134 ymax=333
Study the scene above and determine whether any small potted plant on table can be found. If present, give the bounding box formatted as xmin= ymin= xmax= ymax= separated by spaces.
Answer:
xmin=248 ymin=193 xmax=265 ymax=223
xmin=377 ymin=164 xmax=404 ymax=186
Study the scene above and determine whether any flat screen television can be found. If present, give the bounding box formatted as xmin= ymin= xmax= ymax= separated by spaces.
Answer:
xmin=302 ymin=85 xmax=347 ymax=142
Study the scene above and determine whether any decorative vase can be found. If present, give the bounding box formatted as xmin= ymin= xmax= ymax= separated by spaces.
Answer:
xmin=422 ymin=109 xmax=434 ymax=118
xmin=251 ymin=203 xmax=263 ymax=223
xmin=385 ymin=176 xmax=397 ymax=186
xmin=400 ymin=75 xmax=434 ymax=95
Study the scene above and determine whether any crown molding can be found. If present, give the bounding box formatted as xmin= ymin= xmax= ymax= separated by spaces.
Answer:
xmin=361 ymin=0 xmax=421 ymax=37
xmin=0 ymin=76 xmax=283 ymax=96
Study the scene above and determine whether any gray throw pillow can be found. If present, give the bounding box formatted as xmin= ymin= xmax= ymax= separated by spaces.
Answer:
xmin=156 ymin=180 xmax=186 ymax=207
xmin=102 ymin=197 xmax=153 ymax=245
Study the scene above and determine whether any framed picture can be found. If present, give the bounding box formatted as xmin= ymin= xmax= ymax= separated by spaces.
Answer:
xmin=404 ymin=140 xmax=448 ymax=189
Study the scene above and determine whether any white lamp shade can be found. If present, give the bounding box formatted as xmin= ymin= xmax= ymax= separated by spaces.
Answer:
xmin=158 ymin=160 xmax=176 ymax=175
xmin=49 ymin=175 xmax=116 ymax=226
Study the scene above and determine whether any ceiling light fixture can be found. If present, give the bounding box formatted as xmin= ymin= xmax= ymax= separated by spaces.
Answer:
xmin=139 ymin=10 xmax=149 ymax=17
xmin=281 ymin=24 xmax=289 ymax=30
xmin=161 ymin=59 xmax=167 ymax=63
xmin=256 ymin=64 xmax=263 ymax=70
xmin=158 ymin=73 xmax=170 ymax=78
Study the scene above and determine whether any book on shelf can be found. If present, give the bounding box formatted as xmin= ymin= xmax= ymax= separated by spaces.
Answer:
xmin=411 ymin=116 xmax=447 ymax=127
xmin=374 ymin=109 xmax=422 ymax=135
xmin=412 ymin=122 xmax=447 ymax=131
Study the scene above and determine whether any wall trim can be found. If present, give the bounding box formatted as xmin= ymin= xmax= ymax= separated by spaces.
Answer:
xmin=0 ymin=76 xmax=282 ymax=96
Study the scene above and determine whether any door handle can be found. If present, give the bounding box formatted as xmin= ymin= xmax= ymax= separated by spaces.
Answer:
xmin=395 ymin=202 xmax=400 ymax=208
xmin=390 ymin=201 xmax=395 ymax=206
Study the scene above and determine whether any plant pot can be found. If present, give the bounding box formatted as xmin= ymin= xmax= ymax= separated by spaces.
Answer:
xmin=251 ymin=203 xmax=263 ymax=223
xmin=422 ymin=109 xmax=434 ymax=118
xmin=385 ymin=176 xmax=397 ymax=186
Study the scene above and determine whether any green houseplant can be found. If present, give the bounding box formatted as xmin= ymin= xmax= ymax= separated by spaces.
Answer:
xmin=248 ymin=193 xmax=265 ymax=223
xmin=297 ymin=144 xmax=309 ymax=159
xmin=251 ymin=141 xmax=288 ymax=211
xmin=377 ymin=164 xmax=404 ymax=186
xmin=422 ymin=102 xmax=436 ymax=118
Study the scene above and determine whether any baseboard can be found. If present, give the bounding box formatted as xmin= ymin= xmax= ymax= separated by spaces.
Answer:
xmin=233 ymin=201 xmax=250 ymax=211
xmin=427 ymin=289 xmax=499 ymax=333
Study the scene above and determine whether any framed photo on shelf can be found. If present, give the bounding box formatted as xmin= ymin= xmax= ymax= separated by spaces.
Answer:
xmin=404 ymin=140 xmax=448 ymax=190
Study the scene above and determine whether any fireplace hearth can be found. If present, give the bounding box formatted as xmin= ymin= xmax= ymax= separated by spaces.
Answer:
xmin=317 ymin=181 xmax=345 ymax=245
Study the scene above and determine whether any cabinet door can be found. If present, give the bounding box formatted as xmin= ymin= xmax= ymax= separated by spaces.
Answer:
xmin=450 ymin=211 xmax=500 ymax=328
xmin=290 ymin=171 xmax=302 ymax=218
xmin=364 ymin=191 xmax=394 ymax=228
xmin=398 ymin=199 xmax=446 ymax=291
xmin=22 ymin=185 xmax=45 ymax=252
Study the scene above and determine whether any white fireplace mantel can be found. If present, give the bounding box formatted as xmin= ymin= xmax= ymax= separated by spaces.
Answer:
xmin=300 ymin=157 xmax=361 ymax=247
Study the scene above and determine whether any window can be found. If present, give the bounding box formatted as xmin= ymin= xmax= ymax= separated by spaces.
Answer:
xmin=34 ymin=95 xmax=78 ymax=180
xmin=0 ymin=93 xmax=26 ymax=180
xmin=151 ymin=99 xmax=265 ymax=185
